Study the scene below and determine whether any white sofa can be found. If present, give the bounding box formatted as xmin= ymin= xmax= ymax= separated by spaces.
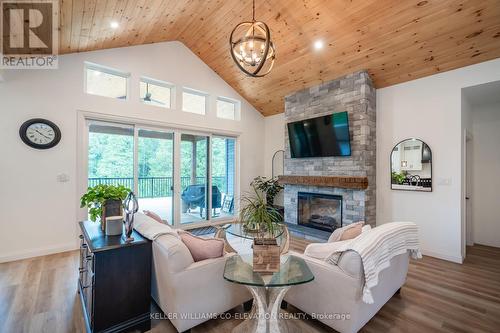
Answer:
xmin=284 ymin=245 xmax=410 ymax=333
xmin=150 ymin=232 xmax=251 ymax=332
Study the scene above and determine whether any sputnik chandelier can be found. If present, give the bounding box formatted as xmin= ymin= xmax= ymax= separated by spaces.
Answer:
xmin=229 ymin=0 xmax=276 ymax=77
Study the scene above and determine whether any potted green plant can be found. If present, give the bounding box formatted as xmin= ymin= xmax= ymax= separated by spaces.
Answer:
xmin=251 ymin=176 xmax=284 ymax=206
xmin=391 ymin=171 xmax=406 ymax=185
xmin=80 ymin=184 xmax=131 ymax=230
xmin=240 ymin=183 xmax=283 ymax=273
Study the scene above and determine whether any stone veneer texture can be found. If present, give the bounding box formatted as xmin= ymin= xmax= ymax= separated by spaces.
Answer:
xmin=283 ymin=70 xmax=376 ymax=226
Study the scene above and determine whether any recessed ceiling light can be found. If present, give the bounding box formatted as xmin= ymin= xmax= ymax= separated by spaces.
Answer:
xmin=313 ymin=40 xmax=324 ymax=50
xmin=110 ymin=21 xmax=119 ymax=29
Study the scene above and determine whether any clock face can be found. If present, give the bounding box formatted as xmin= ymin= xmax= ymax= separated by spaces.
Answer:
xmin=20 ymin=118 xmax=61 ymax=149
xmin=26 ymin=123 xmax=56 ymax=145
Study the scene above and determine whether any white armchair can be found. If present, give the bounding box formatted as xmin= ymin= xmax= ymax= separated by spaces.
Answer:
xmin=151 ymin=232 xmax=251 ymax=332
xmin=284 ymin=246 xmax=409 ymax=333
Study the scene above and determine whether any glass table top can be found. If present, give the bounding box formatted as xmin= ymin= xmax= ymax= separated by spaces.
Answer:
xmin=223 ymin=254 xmax=314 ymax=287
xmin=226 ymin=223 xmax=285 ymax=240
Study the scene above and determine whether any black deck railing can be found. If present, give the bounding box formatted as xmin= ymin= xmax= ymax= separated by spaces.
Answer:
xmin=88 ymin=176 xmax=227 ymax=198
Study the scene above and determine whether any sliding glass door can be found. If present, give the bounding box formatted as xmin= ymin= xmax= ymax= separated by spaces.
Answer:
xmin=86 ymin=119 xmax=237 ymax=226
xmin=88 ymin=121 xmax=134 ymax=190
xmin=211 ymin=136 xmax=236 ymax=218
xmin=180 ymin=134 xmax=209 ymax=223
xmin=137 ymin=129 xmax=174 ymax=225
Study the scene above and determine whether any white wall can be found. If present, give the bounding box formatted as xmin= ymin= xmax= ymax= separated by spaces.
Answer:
xmin=377 ymin=58 xmax=500 ymax=263
xmin=471 ymin=102 xmax=500 ymax=247
xmin=263 ymin=114 xmax=285 ymax=205
xmin=0 ymin=41 xmax=265 ymax=263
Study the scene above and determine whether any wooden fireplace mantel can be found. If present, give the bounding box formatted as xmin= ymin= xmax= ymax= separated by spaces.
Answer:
xmin=278 ymin=175 xmax=368 ymax=190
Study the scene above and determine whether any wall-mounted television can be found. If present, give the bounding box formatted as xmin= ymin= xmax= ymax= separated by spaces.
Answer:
xmin=287 ymin=111 xmax=351 ymax=158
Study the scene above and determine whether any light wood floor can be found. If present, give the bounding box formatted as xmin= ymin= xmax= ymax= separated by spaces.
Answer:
xmin=1 ymin=241 xmax=499 ymax=333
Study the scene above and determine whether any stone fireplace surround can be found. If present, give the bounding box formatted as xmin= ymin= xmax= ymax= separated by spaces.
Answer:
xmin=282 ymin=70 xmax=376 ymax=228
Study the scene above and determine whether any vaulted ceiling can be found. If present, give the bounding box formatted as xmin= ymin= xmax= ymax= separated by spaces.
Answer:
xmin=60 ymin=0 xmax=500 ymax=116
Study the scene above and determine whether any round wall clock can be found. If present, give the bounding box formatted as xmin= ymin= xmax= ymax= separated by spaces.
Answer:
xmin=19 ymin=118 xmax=61 ymax=149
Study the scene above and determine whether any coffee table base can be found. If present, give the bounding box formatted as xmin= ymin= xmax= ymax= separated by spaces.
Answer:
xmin=232 ymin=286 xmax=301 ymax=333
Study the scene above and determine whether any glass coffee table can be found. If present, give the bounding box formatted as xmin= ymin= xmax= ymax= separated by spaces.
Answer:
xmin=226 ymin=223 xmax=285 ymax=240
xmin=224 ymin=254 xmax=314 ymax=333
xmin=216 ymin=223 xmax=290 ymax=254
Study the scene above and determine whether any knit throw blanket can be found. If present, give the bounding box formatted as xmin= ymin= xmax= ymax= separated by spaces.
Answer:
xmin=326 ymin=222 xmax=422 ymax=304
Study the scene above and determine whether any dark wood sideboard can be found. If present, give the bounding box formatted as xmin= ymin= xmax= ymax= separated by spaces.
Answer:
xmin=78 ymin=221 xmax=152 ymax=333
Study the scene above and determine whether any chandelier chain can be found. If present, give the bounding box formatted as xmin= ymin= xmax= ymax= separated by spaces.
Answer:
xmin=252 ymin=0 xmax=255 ymax=21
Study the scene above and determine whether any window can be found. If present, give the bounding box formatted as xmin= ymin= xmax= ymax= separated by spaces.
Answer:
xmin=216 ymin=97 xmax=240 ymax=120
xmin=85 ymin=63 xmax=129 ymax=99
xmin=182 ymin=88 xmax=207 ymax=115
xmin=140 ymin=78 xmax=174 ymax=108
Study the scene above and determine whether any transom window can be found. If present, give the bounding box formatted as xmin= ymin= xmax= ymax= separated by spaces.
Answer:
xmin=216 ymin=97 xmax=240 ymax=120
xmin=182 ymin=88 xmax=208 ymax=115
xmin=140 ymin=77 xmax=174 ymax=108
xmin=85 ymin=62 xmax=129 ymax=100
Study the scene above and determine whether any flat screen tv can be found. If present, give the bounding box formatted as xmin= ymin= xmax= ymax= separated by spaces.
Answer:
xmin=287 ymin=111 xmax=351 ymax=158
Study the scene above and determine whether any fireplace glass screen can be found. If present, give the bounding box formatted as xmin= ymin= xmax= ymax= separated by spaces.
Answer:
xmin=297 ymin=192 xmax=342 ymax=232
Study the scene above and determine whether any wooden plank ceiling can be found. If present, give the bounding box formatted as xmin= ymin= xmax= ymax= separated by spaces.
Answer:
xmin=60 ymin=0 xmax=500 ymax=116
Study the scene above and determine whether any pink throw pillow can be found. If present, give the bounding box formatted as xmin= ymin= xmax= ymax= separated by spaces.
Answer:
xmin=143 ymin=210 xmax=164 ymax=224
xmin=179 ymin=231 xmax=224 ymax=262
xmin=340 ymin=224 xmax=362 ymax=240
xmin=328 ymin=221 xmax=364 ymax=242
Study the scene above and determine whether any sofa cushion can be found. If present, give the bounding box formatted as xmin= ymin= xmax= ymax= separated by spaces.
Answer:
xmin=134 ymin=212 xmax=178 ymax=241
xmin=179 ymin=231 xmax=224 ymax=262
xmin=154 ymin=234 xmax=195 ymax=273
xmin=328 ymin=221 xmax=364 ymax=242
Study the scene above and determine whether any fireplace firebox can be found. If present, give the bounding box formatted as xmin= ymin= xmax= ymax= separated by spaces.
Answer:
xmin=297 ymin=192 xmax=342 ymax=232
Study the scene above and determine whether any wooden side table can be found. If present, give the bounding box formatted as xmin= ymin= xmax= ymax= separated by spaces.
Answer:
xmin=78 ymin=221 xmax=152 ymax=333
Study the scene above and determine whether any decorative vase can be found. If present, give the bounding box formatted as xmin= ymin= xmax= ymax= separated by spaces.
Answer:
xmin=252 ymin=238 xmax=280 ymax=274
xmin=101 ymin=199 xmax=123 ymax=231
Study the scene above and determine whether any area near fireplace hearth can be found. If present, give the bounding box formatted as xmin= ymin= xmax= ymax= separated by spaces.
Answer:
xmin=281 ymin=70 xmax=376 ymax=233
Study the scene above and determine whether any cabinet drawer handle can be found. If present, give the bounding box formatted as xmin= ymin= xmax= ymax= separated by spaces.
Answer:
xmin=81 ymin=244 xmax=88 ymax=249
xmin=85 ymin=255 xmax=92 ymax=261
xmin=79 ymin=268 xmax=87 ymax=273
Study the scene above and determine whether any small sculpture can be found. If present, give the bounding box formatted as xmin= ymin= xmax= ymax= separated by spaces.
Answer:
xmin=123 ymin=192 xmax=139 ymax=242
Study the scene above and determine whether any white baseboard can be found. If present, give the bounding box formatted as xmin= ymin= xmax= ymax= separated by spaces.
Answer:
xmin=421 ymin=249 xmax=463 ymax=264
xmin=0 ymin=242 xmax=79 ymax=263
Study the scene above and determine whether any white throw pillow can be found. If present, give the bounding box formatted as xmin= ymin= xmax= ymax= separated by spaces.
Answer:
xmin=133 ymin=212 xmax=179 ymax=240
xmin=362 ymin=225 xmax=372 ymax=233
xmin=328 ymin=222 xmax=364 ymax=243
xmin=304 ymin=240 xmax=353 ymax=260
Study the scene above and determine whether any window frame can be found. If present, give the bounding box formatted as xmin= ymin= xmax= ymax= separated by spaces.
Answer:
xmin=139 ymin=76 xmax=176 ymax=109
xmin=84 ymin=62 xmax=131 ymax=100
xmin=181 ymin=87 xmax=209 ymax=115
xmin=216 ymin=96 xmax=241 ymax=120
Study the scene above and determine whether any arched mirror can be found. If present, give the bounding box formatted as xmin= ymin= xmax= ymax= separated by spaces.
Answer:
xmin=391 ymin=138 xmax=432 ymax=192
